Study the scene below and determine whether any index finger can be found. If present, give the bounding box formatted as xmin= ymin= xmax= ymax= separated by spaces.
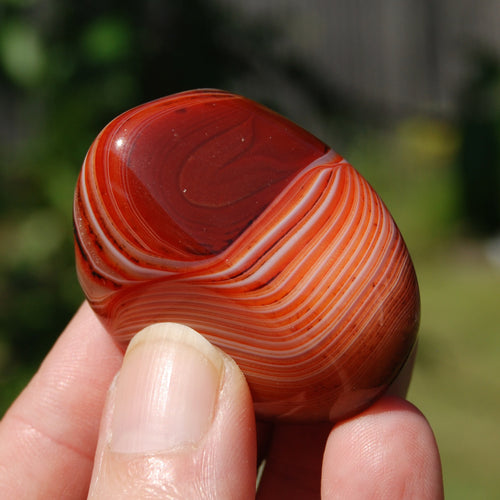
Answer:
xmin=0 ymin=302 xmax=123 ymax=499
xmin=255 ymin=344 xmax=420 ymax=498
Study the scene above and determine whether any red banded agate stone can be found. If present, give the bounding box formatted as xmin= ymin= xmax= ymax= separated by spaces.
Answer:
xmin=74 ymin=89 xmax=419 ymax=421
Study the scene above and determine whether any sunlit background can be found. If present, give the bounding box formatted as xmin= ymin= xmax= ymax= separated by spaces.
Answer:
xmin=1 ymin=1 xmax=499 ymax=497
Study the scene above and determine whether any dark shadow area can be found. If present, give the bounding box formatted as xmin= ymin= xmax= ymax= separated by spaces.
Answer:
xmin=455 ymin=49 xmax=500 ymax=237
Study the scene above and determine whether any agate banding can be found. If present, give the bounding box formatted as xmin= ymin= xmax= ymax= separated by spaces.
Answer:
xmin=74 ymin=90 xmax=419 ymax=421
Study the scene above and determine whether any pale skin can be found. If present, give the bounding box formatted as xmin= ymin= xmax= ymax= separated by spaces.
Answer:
xmin=0 ymin=302 xmax=444 ymax=499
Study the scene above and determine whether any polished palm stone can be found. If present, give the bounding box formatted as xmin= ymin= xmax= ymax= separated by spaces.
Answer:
xmin=74 ymin=89 xmax=419 ymax=421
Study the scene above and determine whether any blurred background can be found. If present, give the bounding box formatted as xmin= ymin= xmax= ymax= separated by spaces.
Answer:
xmin=1 ymin=0 xmax=499 ymax=497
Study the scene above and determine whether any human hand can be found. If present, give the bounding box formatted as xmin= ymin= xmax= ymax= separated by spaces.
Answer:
xmin=0 ymin=302 xmax=443 ymax=499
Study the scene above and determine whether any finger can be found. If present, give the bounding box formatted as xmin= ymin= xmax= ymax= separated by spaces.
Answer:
xmin=88 ymin=323 xmax=257 ymax=500
xmin=321 ymin=396 xmax=444 ymax=499
xmin=0 ymin=302 xmax=123 ymax=499
xmin=256 ymin=341 xmax=419 ymax=499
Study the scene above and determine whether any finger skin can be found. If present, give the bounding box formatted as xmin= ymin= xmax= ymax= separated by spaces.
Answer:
xmin=321 ymin=397 xmax=444 ymax=500
xmin=0 ymin=303 xmax=123 ymax=499
xmin=88 ymin=325 xmax=257 ymax=499
xmin=0 ymin=304 xmax=443 ymax=500
xmin=256 ymin=343 xmax=421 ymax=499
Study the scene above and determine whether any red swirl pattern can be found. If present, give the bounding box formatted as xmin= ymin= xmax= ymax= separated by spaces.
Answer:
xmin=74 ymin=90 xmax=419 ymax=421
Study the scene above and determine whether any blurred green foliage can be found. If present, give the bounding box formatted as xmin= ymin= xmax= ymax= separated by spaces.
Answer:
xmin=0 ymin=19 xmax=46 ymax=86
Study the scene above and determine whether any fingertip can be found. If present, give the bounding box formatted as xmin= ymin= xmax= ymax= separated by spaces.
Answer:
xmin=89 ymin=323 xmax=256 ymax=499
xmin=0 ymin=302 xmax=123 ymax=499
xmin=321 ymin=396 xmax=444 ymax=499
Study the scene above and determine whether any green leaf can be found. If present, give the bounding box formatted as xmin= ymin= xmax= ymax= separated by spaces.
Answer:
xmin=81 ymin=17 xmax=132 ymax=64
xmin=0 ymin=20 xmax=46 ymax=87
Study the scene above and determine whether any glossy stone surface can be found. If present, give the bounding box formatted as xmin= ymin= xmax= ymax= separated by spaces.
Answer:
xmin=74 ymin=89 xmax=419 ymax=421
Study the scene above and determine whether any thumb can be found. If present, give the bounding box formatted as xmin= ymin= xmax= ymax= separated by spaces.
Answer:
xmin=88 ymin=323 xmax=256 ymax=499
